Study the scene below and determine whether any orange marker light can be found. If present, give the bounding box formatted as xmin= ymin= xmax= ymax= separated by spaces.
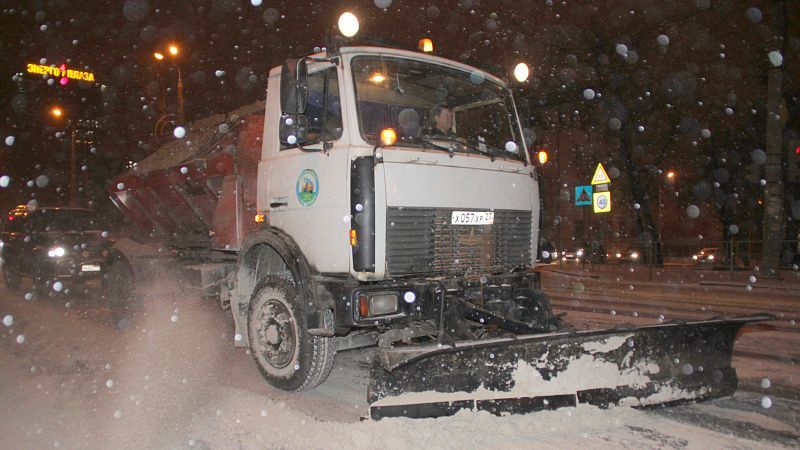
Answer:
xmin=350 ymin=229 xmax=358 ymax=246
xmin=380 ymin=128 xmax=397 ymax=146
xmin=254 ymin=213 xmax=266 ymax=223
xmin=536 ymin=150 xmax=548 ymax=165
xmin=418 ymin=38 xmax=434 ymax=53
xmin=358 ymin=294 xmax=369 ymax=317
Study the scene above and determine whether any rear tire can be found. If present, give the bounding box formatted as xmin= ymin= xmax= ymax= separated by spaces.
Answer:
xmin=247 ymin=276 xmax=335 ymax=391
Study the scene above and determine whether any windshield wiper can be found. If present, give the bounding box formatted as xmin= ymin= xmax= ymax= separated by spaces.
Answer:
xmin=420 ymin=136 xmax=493 ymax=159
xmin=420 ymin=136 xmax=457 ymax=157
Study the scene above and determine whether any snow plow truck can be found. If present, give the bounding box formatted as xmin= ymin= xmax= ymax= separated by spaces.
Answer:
xmin=109 ymin=43 xmax=772 ymax=420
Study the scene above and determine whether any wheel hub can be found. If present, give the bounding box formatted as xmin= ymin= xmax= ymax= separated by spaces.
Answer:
xmin=258 ymin=299 xmax=296 ymax=369
xmin=265 ymin=324 xmax=281 ymax=345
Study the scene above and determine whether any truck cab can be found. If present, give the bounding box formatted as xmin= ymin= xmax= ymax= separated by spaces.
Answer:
xmin=258 ymin=47 xmax=538 ymax=282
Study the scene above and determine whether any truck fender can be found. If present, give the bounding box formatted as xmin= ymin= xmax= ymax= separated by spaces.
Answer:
xmin=231 ymin=227 xmax=328 ymax=347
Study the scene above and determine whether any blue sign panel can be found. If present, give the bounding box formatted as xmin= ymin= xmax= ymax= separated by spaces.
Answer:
xmin=575 ymin=185 xmax=593 ymax=206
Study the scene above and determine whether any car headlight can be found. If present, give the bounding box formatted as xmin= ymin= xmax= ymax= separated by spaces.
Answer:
xmin=707 ymin=255 xmax=714 ymax=260
xmin=576 ymin=249 xmax=584 ymax=257
xmin=616 ymin=253 xmax=622 ymax=258
xmin=47 ymin=246 xmax=66 ymax=258
xmin=693 ymin=255 xmax=698 ymax=260
xmin=631 ymin=252 xmax=639 ymax=259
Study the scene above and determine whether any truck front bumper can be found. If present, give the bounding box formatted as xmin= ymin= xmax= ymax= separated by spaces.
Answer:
xmin=332 ymin=271 xmax=540 ymax=330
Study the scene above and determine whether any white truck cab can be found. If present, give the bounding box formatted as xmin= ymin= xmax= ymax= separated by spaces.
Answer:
xmin=258 ymin=46 xmax=539 ymax=281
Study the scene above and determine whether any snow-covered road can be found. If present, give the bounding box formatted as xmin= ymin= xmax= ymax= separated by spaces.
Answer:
xmin=1 ymin=261 xmax=797 ymax=449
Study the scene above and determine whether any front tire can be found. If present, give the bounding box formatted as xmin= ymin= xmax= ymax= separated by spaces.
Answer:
xmin=247 ymin=276 xmax=335 ymax=391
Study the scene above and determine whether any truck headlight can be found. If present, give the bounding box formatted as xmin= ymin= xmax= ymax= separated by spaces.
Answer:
xmin=357 ymin=292 xmax=399 ymax=318
xmin=47 ymin=246 xmax=66 ymax=258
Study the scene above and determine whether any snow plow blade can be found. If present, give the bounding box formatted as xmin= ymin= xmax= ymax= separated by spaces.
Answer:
xmin=367 ymin=314 xmax=774 ymax=420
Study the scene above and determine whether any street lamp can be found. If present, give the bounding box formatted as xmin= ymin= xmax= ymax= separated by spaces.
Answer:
xmin=338 ymin=12 xmax=359 ymax=38
xmin=154 ymin=44 xmax=184 ymax=123
xmin=49 ymin=105 xmax=78 ymax=206
xmin=658 ymin=170 xmax=677 ymax=241
xmin=513 ymin=62 xmax=530 ymax=83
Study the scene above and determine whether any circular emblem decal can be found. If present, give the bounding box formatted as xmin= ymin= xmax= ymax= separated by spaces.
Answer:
xmin=296 ymin=169 xmax=319 ymax=206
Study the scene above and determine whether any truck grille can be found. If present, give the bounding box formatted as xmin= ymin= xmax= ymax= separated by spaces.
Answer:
xmin=386 ymin=208 xmax=532 ymax=276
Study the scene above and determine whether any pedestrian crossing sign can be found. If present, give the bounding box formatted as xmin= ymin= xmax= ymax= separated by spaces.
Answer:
xmin=575 ymin=185 xmax=592 ymax=206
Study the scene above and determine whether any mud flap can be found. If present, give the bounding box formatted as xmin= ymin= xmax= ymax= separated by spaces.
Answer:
xmin=368 ymin=314 xmax=773 ymax=420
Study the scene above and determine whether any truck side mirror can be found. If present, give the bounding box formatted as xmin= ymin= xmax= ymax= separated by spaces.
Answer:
xmin=515 ymin=98 xmax=535 ymax=161
xmin=280 ymin=59 xmax=309 ymax=146
xmin=280 ymin=58 xmax=308 ymax=115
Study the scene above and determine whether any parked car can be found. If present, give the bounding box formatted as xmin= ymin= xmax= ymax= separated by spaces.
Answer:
xmin=0 ymin=205 xmax=131 ymax=298
xmin=692 ymin=247 xmax=720 ymax=265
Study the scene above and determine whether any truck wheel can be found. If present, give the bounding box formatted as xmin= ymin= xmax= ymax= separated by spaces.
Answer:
xmin=3 ymin=265 xmax=20 ymax=290
xmin=247 ymin=276 xmax=335 ymax=391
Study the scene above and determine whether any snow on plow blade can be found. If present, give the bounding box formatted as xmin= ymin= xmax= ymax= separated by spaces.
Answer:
xmin=368 ymin=314 xmax=774 ymax=420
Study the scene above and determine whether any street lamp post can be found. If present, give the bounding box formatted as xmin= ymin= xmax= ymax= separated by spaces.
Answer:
xmin=154 ymin=44 xmax=184 ymax=123
xmin=49 ymin=106 xmax=79 ymax=207
xmin=658 ymin=170 xmax=676 ymax=263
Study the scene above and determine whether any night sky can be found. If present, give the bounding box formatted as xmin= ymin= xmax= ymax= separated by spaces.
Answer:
xmin=0 ymin=0 xmax=797 ymax=238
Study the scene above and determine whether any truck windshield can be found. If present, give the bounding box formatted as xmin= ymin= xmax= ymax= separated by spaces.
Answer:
xmin=352 ymin=56 xmax=525 ymax=162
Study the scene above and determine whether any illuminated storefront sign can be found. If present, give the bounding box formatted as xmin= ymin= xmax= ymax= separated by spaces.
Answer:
xmin=26 ymin=63 xmax=96 ymax=84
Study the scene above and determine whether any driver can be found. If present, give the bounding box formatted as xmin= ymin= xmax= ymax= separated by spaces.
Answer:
xmin=426 ymin=103 xmax=455 ymax=137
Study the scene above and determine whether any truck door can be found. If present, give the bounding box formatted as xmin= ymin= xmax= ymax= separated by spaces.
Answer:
xmin=264 ymin=64 xmax=351 ymax=273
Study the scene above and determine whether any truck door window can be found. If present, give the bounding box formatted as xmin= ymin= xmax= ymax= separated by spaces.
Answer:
xmin=281 ymin=66 xmax=343 ymax=150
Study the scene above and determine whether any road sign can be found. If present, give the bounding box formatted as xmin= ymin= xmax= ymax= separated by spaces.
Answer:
xmin=575 ymin=185 xmax=592 ymax=206
xmin=591 ymin=163 xmax=611 ymax=185
xmin=593 ymin=191 xmax=611 ymax=213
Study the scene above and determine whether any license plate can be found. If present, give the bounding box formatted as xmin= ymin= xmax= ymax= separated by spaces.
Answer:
xmin=451 ymin=211 xmax=494 ymax=225
xmin=81 ymin=264 xmax=101 ymax=272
